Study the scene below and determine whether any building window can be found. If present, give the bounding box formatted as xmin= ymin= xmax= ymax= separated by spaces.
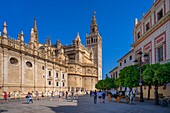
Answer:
xmin=10 ymin=57 xmax=18 ymax=65
xmin=157 ymin=9 xmax=163 ymax=21
xmin=146 ymin=22 xmax=150 ymax=31
xmin=129 ymin=55 xmax=132 ymax=60
xmin=62 ymin=74 xmax=64 ymax=79
xmin=63 ymin=82 xmax=65 ymax=87
xmin=56 ymin=82 xmax=58 ymax=86
xmin=146 ymin=53 xmax=150 ymax=64
xmin=157 ymin=46 xmax=163 ymax=62
xmin=42 ymin=66 xmax=45 ymax=70
xmin=56 ymin=73 xmax=58 ymax=78
xmin=48 ymin=81 xmax=51 ymax=85
xmin=49 ymin=71 xmax=51 ymax=77
xmin=26 ymin=61 xmax=32 ymax=68
xmin=120 ymin=62 xmax=122 ymax=66
xmin=137 ymin=32 xmax=140 ymax=39
xmin=124 ymin=59 xmax=126 ymax=64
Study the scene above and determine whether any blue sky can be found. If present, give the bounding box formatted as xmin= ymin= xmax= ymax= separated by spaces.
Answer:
xmin=0 ymin=0 xmax=153 ymax=79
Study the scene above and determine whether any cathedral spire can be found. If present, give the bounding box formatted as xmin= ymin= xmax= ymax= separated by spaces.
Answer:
xmin=75 ymin=32 xmax=81 ymax=42
xmin=33 ymin=18 xmax=38 ymax=42
xmin=34 ymin=18 xmax=37 ymax=32
xmin=3 ymin=22 xmax=7 ymax=38
xmin=90 ymin=11 xmax=98 ymax=35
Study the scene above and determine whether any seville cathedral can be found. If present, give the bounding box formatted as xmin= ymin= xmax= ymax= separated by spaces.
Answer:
xmin=0 ymin=13 xmax=102 ymax=96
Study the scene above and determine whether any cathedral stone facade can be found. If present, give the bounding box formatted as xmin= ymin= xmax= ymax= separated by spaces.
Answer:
xmin=0 ymin=13 xmax=102 ymax=96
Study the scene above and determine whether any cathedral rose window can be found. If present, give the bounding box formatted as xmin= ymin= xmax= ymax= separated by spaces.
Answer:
xmin=10 ymin=57 xmax=18 ymax=65
xmin=26 ymin=61 xmax=32 ymax=67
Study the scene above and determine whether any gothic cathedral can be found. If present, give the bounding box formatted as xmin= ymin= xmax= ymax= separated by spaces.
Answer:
xmin=0 ymin=12 xmax=102 ymax=96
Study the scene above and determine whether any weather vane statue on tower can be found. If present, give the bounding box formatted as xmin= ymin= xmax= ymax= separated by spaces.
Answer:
xmin=93 ymin=11 xmax=96 ymax=16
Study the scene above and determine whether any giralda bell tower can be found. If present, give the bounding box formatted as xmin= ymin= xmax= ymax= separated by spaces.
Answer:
xmin=86 ymin=12 xmax=102 ymax=80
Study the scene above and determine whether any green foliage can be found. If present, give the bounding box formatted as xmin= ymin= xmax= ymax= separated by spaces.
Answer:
xmin=105 ymin=77 xmax=116 ymax=90
xmin=96 ymin=63 xmax=170 ymax=91
xmin=95 ymin=77 xmax=116 ymax=90
xmin=142 ymin=63 xmax=170 ymax=87
xmin=95 ymin=80 xmax=105 ymax=90
xmin=142 ymin=63 xmax=160 ymax=85
xmin=118 ymin=65 xmax=140 ymax=88
xmin=154 ymin=63 xmax=170 ymax=86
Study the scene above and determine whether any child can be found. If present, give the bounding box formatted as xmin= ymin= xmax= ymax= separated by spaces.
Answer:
xmin=3 ymin=91 xmax=8 ymax=103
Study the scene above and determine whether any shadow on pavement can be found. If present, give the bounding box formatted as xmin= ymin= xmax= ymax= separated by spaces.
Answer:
xmin=43 ymin=95 xmax=99 ymax=113
xmin=0 ymin=109 xmax=8 ymax=113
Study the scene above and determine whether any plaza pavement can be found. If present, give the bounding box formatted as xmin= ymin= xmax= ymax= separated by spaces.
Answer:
xmin=0 ymin=95 xmax=170 ymax=113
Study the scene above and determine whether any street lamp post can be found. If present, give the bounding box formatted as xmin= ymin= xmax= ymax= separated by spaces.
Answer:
xmin=134 ymin=51 xmax=148 ymax=102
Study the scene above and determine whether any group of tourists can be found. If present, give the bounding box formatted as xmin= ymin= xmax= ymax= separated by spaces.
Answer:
xmin=92 ymin=90 xmax=106 ymax=104
xmin=25 ymin=92 xmax=33 ymax=104
xmin=24 ymin=90 xmax=79 ymax=103
xmin=91 ymin=87 xmax=139 ymax=105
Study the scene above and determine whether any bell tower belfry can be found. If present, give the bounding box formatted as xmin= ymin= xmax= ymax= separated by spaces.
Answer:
xmin=86 ymin=12 xmax=102 ymax=80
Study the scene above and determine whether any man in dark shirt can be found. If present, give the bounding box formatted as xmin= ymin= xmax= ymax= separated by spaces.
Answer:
xmin=102 ymin=92 xmax=106 ymax=103
xmin=94 ymin=90 xmax=97 ymax=104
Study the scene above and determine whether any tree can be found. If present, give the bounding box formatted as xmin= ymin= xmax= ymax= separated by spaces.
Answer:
xmin=154 ymin=63 xmax=170 ymax=105
xmin=105 ymin=77 xmax=116 ymax=90
xmin=95 ymin=77 xmax=116 ymax=90
xmin=142 ymin=63 xmax=170 ymax=105
xmin=142 ymin=63 xmax=160 ymax=100
xmin=95 ymin=80 xmax=105 ymax=90
xmin=118 ymin=65 xmax=139 ymax=88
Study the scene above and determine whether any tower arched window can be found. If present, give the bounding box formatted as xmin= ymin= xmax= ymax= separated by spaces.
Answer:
xmin=92 ymin=28 xmax=95 ymax=33
xmin=91 ymin=38 xmax=93 ymax=43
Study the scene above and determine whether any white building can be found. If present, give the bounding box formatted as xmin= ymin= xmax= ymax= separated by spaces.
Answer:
xmin=110 ymin=0 xmax=170 ymax=98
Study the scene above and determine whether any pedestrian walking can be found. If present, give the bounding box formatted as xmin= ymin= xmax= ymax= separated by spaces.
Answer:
xmin=129 ymin=88 xmax=134 ymax=105
xmin=35 ymin=91 xmax=39 ymax=100
xmin=66 ymin=91 xmax=68 ymax=99
xmin=76 ymin=91 xmax=78 ymax=99
xmin=107 ymin=93 xmax=111 ymax=102
xmin=26 ymin=92 xmax=30 ymax=104
xmin=94 ymin=90 xmax=97 ymax=104
xmin=58 ymin=91 xmax=63 ymax=101
xmin=8 ymin=92 xmax=11 ymax=99
xmin=3 ymin=91 xmax=8 ymax=103
xmin=90 ymin=90 xmax=92 ymax=97
xmin=41 ymin=92 xmax=45 ymax=100
xmin=26 ymin=92 xmax=33 ymax=104
xmin=98 ymin=91 xmax=103 ymax=103
xmin=50 ymin=91 xmax=54 ymax=101
xmin=29 ymin=93 xmax=33 ymax=104
xmin=71 ymin=91 xmax=74 ymax=102
xmin=102 ymin=92 xmax=106 ymax=103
